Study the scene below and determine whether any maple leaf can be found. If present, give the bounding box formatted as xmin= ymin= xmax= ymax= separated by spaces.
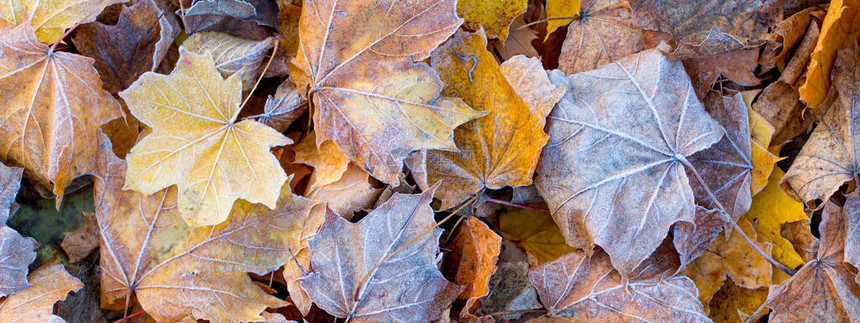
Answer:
xmin=119 ymin=49 xmax=290 ymax=226
xmin=457 ymin=0 xmax=526 ymax=41
xmin=0 ymin=264 xmax=83 ymax=321
xmin=0 ymin=0 xmax=125 ymax=44
xmin=557 ymin=0 xmax=668 ymax=75
xmin=798 ymin=0 xmax=860 ymax=108
xmin=782 ymin=43 xmax=860 ymax=208
xmin=683 ymin=218 xmax=772 ymax=313
xmin=181 ymin=32 xmax=277 ymax=90
xmin=0 ymin=163 xmax=36 ymax=298
xmin=528 ymin=247 xmax=710 ymax=322
xmin=628 ymin=0 xmax=781 ymax=58
xmin=412 ymin=30 xmax=563 ymax=209
xmin=299 ymin=190 xmax=461 ymax=322
xmin=764 ymin=195 xmax=860 ymax=321
xmin=73 ymin=0 xmax=179 ymax=94
xmin=535 ymin=49 xmax=724 ymax=278
xmin=291 ymin=0 xmax=484 ymax=185
xmin=95 ymin=140 xmax=312 ymax=322
xmin=0 ymin=23 xmax=122 ymax=200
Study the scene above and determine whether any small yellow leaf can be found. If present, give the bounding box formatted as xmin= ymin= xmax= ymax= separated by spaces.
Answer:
xmin=747 ymin=105 xmax=780 ymax=195
xmin=294 ymin=132 xmax=349 ymax=193
xmin=742 ymin=168 xmax=808 ymax=270
xmin=546 ymin=0 xmax=580 ymax=39
xmin=457 ymin=0 xmax=527 ymax=42
xmin=499 ymin=206 xmax=576 ymax=264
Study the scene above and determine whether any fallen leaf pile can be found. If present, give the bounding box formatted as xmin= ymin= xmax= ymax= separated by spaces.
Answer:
xmin=0 ymin=0 xmax=859 ymax=322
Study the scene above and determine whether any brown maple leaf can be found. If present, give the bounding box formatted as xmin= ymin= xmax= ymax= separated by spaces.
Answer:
xmin=0 ymin=162 xmax=36 ymax=298
xmin=0 ymin=23 xmax=122 ymax=200
xmin=628 ymin=0 xmax=781 ymax=58
xmin=299 ymin=190 xmax=461 ymax=322
xmin=259 ymin=80 xmax=307 ymax=132
xmin=291 ymin=0 xmax=484 ymax=185
xmin=95 ymin=138 xmax=313 ymax=322
xmin=535 ymin=49 xmax=724 ymax=278
xmin=529 ymin=245 xmax=709 ymax=321
xmin=73 ymin=0 xmax=180 ymax=94
xmin=764 ymin=195 xmax=860 ymax=321
xmin=411 ymin=30 xmax=563 ymax=209
xmin=0 ymin=264 xmax=83 ymax=321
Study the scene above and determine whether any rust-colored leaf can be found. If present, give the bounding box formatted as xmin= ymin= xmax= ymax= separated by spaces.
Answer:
xmin=299 ymin=190 xmax=461 ymax=322
xmin=535 ymin=49 xmax=724 ymax=277
xmin=444 ymin=217 xmax=501 ymax=320
xmin=291 ymin=0 xmax=484 ymax=185
xmin=0 ymin=264 xmax=83 ymax=321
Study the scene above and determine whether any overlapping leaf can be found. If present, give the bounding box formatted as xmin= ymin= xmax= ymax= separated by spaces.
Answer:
xmin=0 ymin=0 xmax=125 ymax=44
xmin=457 ymin=0 xmax=526 ymax=41
xmin=0 ymin=264 xmax=83 ymax=321
xmin=535 ymin=49 xmax=724 ymax=277
xmin=0 ymin=163 xmax=35 ymax=298
xmin=181 ymin=32 xmax=277 ymax=90
xmin=119 ymin=49 xmax=290 ymax=226
xmin=299 ymin=190 xmax=461 ymax=322
xmin=415 ymin=31 xmax=563 ymax=209
xmin=95 ymin=139 xmax=313 ymax=322
xmin=798 ymin=0 xmax=860 ymax=107
xmin=291 ymin=0 xmax=484 ymax=185
xmin=0 ymin=23 xmax=122 ymax=199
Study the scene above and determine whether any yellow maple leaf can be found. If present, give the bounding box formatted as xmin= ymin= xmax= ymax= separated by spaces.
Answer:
xmin=743 ymin=168 xmax=808 ymax=270
xmin=119 ymin=49 xmax=291 ymax=226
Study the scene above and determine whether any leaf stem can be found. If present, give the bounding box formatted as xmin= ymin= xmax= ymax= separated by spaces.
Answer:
xmin=516 ymin=16 xmax=579 ymax=31
xmin=48 ymin=23 xmax=79 ymax=54
xmin=113 ymin=310 xmax=146 ymax=323
xmin=679 ymin=157 xmax=796 ymax=276
xmin=485 ymin=198 xmax=549 ymax=212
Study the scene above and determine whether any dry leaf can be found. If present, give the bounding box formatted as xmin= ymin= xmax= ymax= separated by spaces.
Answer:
xmin=60 ymin=211 xmax=98 ymax=263
xmin=798 ymin=0 xmax=860 ymax=107
xmin=260 ymin=80 xmax=306 ymax=132
xmin=495 ymin=15 xmax=539 ymax=60
xmin=291 ymin=0 xmax=484 ymax=185
xmin=416 ymin=31 xmax=563 ymax=209
xmin=0 ymin=163 xmax=36 ymax=298
xmin=683 ymin=49 xmax=761 ymax=99
xmin=707 ymin=278 xmax=768 ymax=323
xmin=95 ymin=139 xmax=312 ymax=322
xmin=780 ymin=219 xmax=819 ymax=263
xmin=545 ymin=0 xmax=579 ymax=38
xmin=299 ymin=190 xmax=461 ymax=322
xmin=744 ymin=168 xmax=809 ymax=270
xmin=443 ymin=217 xmax=501 ymax=319
xmin=185 ymin=0 xmax=278 ymax=27
xmin=73 ymin=0 xmax=179 ymax=94
xmin=0 ymin=23 xmax=122 ymax=200
xmin=760 ymin=7 xmax=826 ymax=68
xmin=498 ymin=206 xmax=576 ymax=265
xmin=457 ymin=0 xmax=526 ymax=41
xmin=181 ymin=32 xmax=276 ymax=90
xmin=119 ymin=49 xmax=290 ymax=226
xmin=0 ymin=0 xmax=125 ymax=44
xmin=529 ymin=248 xmax=709 ymax=321
xmin=629 ymin=0 xmax=781 ymax=58
xmin=683 ymin=218 xmax=771 ymax=313
xmin=783 ymin=43 xmax=860 ymax=208
xmin=0 ymin=264 xmax=83 ymax=322
xmin=294 ymin=131 xmax=348 ymax=193
xmin=764 ymin=195 xmax=860 ymax=321
xmin=748 ymin=106 xmax=780 ymax=195
xmin=305 ymin=164 xmax=381 ymax=218
xmin=535 ymin=49 xmax=724 ymax=277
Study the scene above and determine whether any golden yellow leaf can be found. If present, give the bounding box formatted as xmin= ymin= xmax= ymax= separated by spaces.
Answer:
xmin=457 ymin=0 xmax=527 ymax=42
xmin=797 ymin=0 xmax=860 ymax=107
xmin=0 ymin=0 xmax=125 ymax=44
xmin=0 ymin=264 xmax=83 ymax=322
xmin=0 ymin=23 xmax=122 ymax=200
xmin=742 ymin=168 xmax=808 ymax=270
xmin=181 ymin=32 xmax=276 ymax=90
xmin=747 ymin=104 xmax=780 ymax=195
xmin=292 ymin=0 xmax=484 ymax=185
xmin=96 ymin=142 xmax=310 ymax=322
xmin=418 ymin=31 xmax=563 ymax=209
xmin=119 ymin=49 xmax=291 ymax=226
xmin=707 ymin=278 xmax=768 ymax=323
xmin=294 ymin=131 xmax=348 ymax=193
xmin=546 ymin=0 xmax=579 ymax=39
xmin=498 ymin=206 xmax=576 ymax=264
xmin=683 ymin=218 xmax=771 ymax=312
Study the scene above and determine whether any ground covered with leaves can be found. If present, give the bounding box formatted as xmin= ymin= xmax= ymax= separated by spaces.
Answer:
xmin=0 ymin=0 xmax=858 ymax=322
